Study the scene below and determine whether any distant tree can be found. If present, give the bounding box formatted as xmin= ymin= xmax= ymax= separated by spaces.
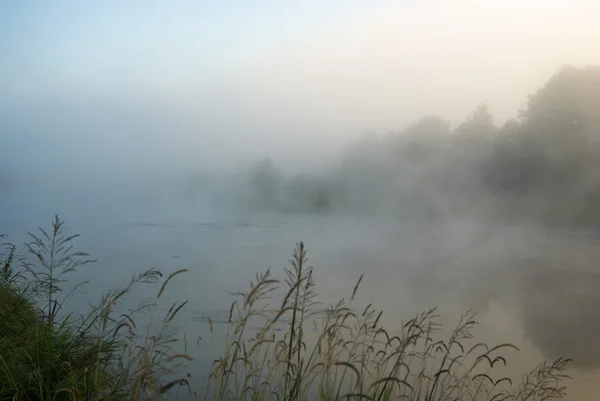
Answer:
xmin=453 ymin=104 xmax=497 ymax=141
xmin=485 ymin=65 xmax=600 ymax=225
xmin=405 ymin=115 xmax=451 ymax=138
xmin=484 ymin=119 xmax=544 ymax=195
xmin=499 ymin=118 xmax=523 ymax=136
xmin=520 ymin=65 xmax=600 ymax=160
xmin=282 ymin=174 xmax=335 ymax=213
xmin=434 ymin=105 xmax=498 ymax=203
xmin=237 ymin=65 xmax=600 ymax=225
xmin=337 ymin=133 xmax=392 ymax=211
xmin=247 ymin=157 xmax=284 ymax=211
xmin=400 ymin=115 xmax=451 ymax=162
xmin=447 ymin=104 xmax=498 ymax=190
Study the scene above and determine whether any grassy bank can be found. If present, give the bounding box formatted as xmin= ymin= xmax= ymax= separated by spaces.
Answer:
xmin=1 ymin=216 xmax=570 ymax=400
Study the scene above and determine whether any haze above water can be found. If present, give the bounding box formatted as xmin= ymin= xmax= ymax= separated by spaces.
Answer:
xmin=2 ymin=2 xmax=600 ymax=400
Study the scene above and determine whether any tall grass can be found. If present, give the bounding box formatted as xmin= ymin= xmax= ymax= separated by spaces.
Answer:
xmin=203 ymin=242 xmax=570 ymax=401
xmin=1 ymin=217 xmax=571 ymax=401
xmin=0 ymin=217 xmax=192 ymax=401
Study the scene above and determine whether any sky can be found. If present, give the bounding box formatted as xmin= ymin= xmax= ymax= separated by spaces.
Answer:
xmin=1 ymin=0 xmax=600 ymax=171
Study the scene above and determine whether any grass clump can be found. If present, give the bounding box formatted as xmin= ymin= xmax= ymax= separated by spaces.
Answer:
xmin=0 ymin=217 xmax=192 ymax=401
xmin=203 ymin=242 xmax=571 ymax=401
xmin=1 ymin=217 xmax=572 ymax=401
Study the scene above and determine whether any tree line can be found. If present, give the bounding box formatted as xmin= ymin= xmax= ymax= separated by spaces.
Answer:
xmin=243 ymin=65 xmax=600 ymax=227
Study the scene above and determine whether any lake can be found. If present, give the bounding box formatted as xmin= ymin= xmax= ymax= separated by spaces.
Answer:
xmin=3 ymin=190 xmax=600 ymax=400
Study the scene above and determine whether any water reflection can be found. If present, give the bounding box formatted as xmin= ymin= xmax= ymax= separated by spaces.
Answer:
xmin=7 ymin=214 xmax=599 ymax=400
xmin=121 ymin=219 xmax=600 ymax=375
xmin=470 ymin=257 xmax=600 ymax=370
xmin=516 ymin=265 xmax=600 ymax=369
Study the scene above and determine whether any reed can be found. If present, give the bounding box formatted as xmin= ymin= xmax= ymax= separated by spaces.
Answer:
xmin=203 ymin=242 xmax=570 ymax=401
xmin=0 ymin=218 xmax=570 ymax=401
xmin=0 ymin=217 xmax=192 ymax=401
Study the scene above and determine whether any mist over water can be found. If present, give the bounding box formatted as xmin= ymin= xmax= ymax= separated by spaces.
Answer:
xmin=4 ymin=90 xmax=600 ymax=401
xmin=3 ymin=2 xmax=600 ymax=400
xmin=4 ymin=174 xmax=600 ymax=399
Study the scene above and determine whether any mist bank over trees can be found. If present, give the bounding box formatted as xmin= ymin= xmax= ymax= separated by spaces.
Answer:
xmin=226 ymin=65 xmax=600 ymax=226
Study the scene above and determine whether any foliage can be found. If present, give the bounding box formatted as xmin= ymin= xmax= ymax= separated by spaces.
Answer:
xmin=245 ymin=158 xmax=340 ymax=214
xmin=0 ymin=218 xmax=192 ymax=401
xmin=241 ymin=66 xmax=600 ymax=226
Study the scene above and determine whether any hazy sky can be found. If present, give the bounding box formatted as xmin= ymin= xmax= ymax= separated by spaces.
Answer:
xmin=2 ymin=0 xmax=600 ymax=169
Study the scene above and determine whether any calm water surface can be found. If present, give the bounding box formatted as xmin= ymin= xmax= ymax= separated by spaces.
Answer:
xmin=3 ymin=193 xmax=600 ymax=400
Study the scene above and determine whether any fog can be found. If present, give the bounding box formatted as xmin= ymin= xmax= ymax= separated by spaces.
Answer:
xmin=2 ymin=1 xmax=600 ymax=400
